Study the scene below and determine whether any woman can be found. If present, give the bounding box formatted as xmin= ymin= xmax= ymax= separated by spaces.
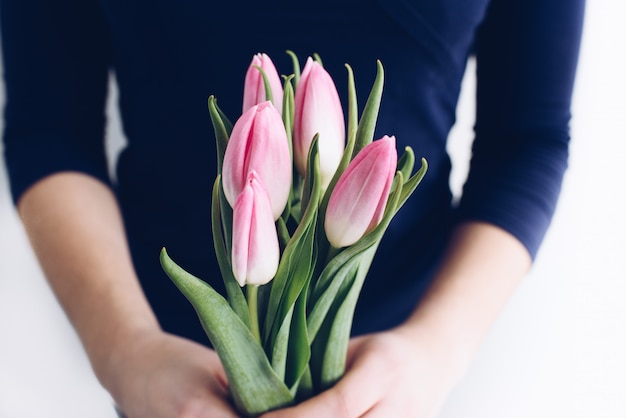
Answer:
xmin=0 ymin=0 xmax=584 ymax=416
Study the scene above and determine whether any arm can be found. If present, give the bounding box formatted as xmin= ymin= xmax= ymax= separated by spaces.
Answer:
xmin=399 ymin=222 xmax=531 ymax=381
xmin=262 ymin=222 xmax=529 ymax=418
xmin=262 ymin=0 xmax=585 ymax=415
xmin=18 ymin=172 xmax=238 ymax=418
xmin=16 ymin=173 xmax=158 ymax=386
xmin=1 ymin=0 xmax=238 ymax=415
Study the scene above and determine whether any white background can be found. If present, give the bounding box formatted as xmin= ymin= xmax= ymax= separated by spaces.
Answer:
xmin=1 ymin=0 xmax=625 ymax=416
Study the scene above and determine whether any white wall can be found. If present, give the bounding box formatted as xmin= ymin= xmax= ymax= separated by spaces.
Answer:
xmin=1 ymin=0 xmax=625 ymax=416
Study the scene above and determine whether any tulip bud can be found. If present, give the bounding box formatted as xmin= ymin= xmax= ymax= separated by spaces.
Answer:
xmin=231 ymin=171 xmax=280 ymax=287
xmin=222 ymin=101 xmax=292 ymax=220
xmin=243 ymin=53 xmax=284 ymax=115
xmin=324 ymin=135 xmax=397 ymax=248
xmin=293 ymin=57 xmax=345 ymax=190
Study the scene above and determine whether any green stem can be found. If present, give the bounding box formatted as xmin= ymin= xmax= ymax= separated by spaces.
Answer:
xmin=247 ymin=285 xmax=261 ymax=344
xmin=325 ymin=245 xmax=342 ymax=265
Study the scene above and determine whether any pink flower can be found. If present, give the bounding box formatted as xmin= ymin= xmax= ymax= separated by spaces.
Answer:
xmin=243 ymin=53 xmax=284 ymax=115
xmin=293 ymin=57 xmax=345 ymax=189
xmin=222 ymin=101 xmax=292 ymax=220
xmin=231 ymin=171 xmax=280 ymax=287
xmin=324 ymin=135 xmax=397 ymax=248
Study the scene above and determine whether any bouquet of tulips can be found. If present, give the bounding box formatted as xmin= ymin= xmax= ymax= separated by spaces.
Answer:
xmin=160 ymin=51 xmax=427 ymax=417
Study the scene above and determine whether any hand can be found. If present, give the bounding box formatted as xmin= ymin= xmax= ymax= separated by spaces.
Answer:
xmin=260 ymin=326 xmax=465 ymax=418
xmin=106 ymin=330 xmax=239 ymax=418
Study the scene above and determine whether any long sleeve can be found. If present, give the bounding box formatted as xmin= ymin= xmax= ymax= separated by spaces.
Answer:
xmin=456 ymin=0 xmax=586 ymax=258
xmin=0 ymin=0 xmax=111 ymax=204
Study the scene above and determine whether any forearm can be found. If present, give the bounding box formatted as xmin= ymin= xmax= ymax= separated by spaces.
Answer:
xmin=261 ymin=222 xmax=532 ymax=417
xmin=17 ymin=172 xmax=160 ymax=388
xmin=401 ymin=221 xmax=532 ymax=376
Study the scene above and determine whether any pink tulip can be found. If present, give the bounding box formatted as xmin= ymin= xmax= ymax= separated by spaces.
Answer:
xmin=293 ymin=57 xmax=345 ymax=189
xmin=222 ymin=101 xmax=292 ymax=220
xmin=324 ymin=135 xmax=397 ymax=248
xmin=231 ymin=171 xmax=280 ymax=287
xmin=243 ymin=53 xmax=284 ymax=115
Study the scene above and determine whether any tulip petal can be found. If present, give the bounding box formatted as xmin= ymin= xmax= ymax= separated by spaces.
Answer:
xmin=232 ymin=172 xmax=280 ymax=286
xmin=243 ymin=53 xmax=284 ymax=115
xmin=222 ymin=106 xmax=257 ymax=208
xmin=223 ymin=101 xmax=292 ymax=219
xmin=232 ymin=185 xmax=253 ymax=286
xmin=325 ymin=136 xmax=397 ymax=248
xmin=293 ymin=57 xmax=345 ymax=189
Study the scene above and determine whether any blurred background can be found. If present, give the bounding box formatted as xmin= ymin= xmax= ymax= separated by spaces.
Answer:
xmin=1 ymin=0 xmax=624 ymax=416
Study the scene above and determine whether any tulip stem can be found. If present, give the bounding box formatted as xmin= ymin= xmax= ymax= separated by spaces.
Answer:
xmin=325 ymin=245 xmax=342 ymax=265
xmin=246 ymin=285 xmax=262 ymax=344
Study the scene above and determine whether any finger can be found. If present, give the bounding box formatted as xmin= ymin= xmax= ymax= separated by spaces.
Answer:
xmin=179 ymin=394 xmax=240 ymax=418
xmin=262 ymin=354 xmax=386 ymax=418
xmin=361 ymin=402 xmax=441 ymax=418
xmin=359 ymin=395 xmax=413 ymax=418
xmin=260 ymin=388 xmax=363 ymax=418
xmin=360 ymin=402 xmax=394 ymax=418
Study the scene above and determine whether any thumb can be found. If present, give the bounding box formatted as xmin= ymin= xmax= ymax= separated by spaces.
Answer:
xmin=177 ymin=394 xmax=241 ymax=418
xmin=261 ymin=356 xmax=384 ymax=418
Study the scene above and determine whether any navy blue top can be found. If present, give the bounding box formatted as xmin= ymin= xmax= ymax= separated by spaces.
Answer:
xmin=0 ymin=0 xmax=584 ymax=344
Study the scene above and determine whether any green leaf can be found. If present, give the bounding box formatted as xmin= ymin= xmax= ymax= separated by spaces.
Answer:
xmin=317 ymin=246 xmax=377 ymax=389
xmin=211 ymin=176 xmax=249 ymax=326
xmin=354 ymin=60 xmax=385 ymax=156
xmin=216 ymin=102 xmax=234 ymax=135
xmin=271 ymin=304 xmax=294 ymax=381
xmin=264 ymin=211 xmax=318 ymax=351
xmin=308 ymin=172 xmax=404 ymax=341
xmin=310 ymin=245 xmax=376 ymax=390
xmin=307 ymin=256 xmax=358 ymax=341
xmin=271 ymin=279 xmax=312 ymax=395
xmin=308 ymin=173 xmax=405 ymax=391
xmin=284 ymin=272 xmax=312 ymax=391
xmin=397 ymin=146 xmax=415 ymax=181
xmin=282 ymin=74 xmax=295 ymax=159
xmin=218 ymin=176 xmax=234 ymax=257
xmin=160 ymin=248 xmax=294 ymax=417
xmin=345 ymin=64 xmax=358 ymax=149
xmin=353 ymin=61 xmax=385 ymax=157
xmin=281 ymin=76 xmax=296 ymax=224
xmin=300 ymin=135 xmax=320 ymax=217
xmin=286 ymin=50 xmax=301 ymax=86
xmin=276 ymin=217 xmax=291 ymax=252
xmin=306 ymin=250 xmax=361 ymax=342
xmin=208 ymin=95 xmax=232 ymax=173
xmin=295 ymin=365 xmax=313 ymax=402
xmin=398 ymin=157 xmax=428 ymax=210
xmin=264 ymin=142 xmax=322 ymax=351
xmin=313 ymin=52 xmax=323 ymax=67
xmin=254 ymin=64 xmax=275 ymax=106
xmin=280 ymin=182 xmax=293 ymax=225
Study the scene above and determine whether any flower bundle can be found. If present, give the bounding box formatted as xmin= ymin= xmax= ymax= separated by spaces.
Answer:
xmin=160 ymin=51 xmax=427 ymax=417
